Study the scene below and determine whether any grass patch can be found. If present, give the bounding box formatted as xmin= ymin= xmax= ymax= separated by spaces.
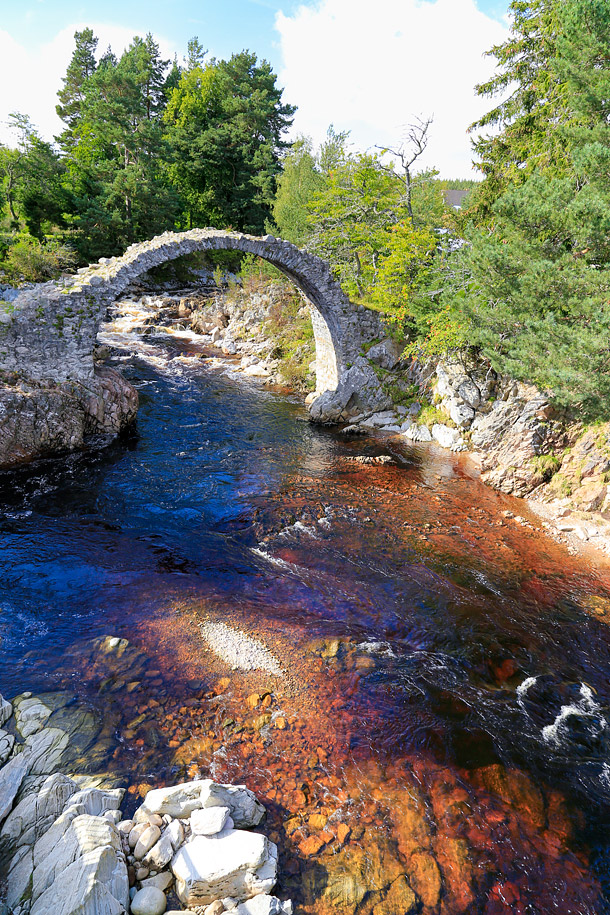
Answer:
xmin=529 ymin=452 xmax=561 ymax=482
xmin=418 ymin=402 xmax=453 ymax=428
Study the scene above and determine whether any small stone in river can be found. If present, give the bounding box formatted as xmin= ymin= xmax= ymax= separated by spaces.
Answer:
xmin=136 ymin=866 xmax=150 ymax=881
xmin=131 ymin=886 xmax=167 ymax=915
xmin=205 ymin=901 xmax=225 ymax=915
xmin=308 ymin=814 xmax=328 ymax=829
xmin=191 ymin=806 xmax=232 ymax=836
xmin=166 ymin=817 xmax=185 ymax=850
xmin=134 ymin=824 xmax=161 ymax=859
xmin=149 ymin=813 xmax=163 ymax=827
xmin=299 ymin=835 xmax=326 ymax=856
xmin=336 ymin=823 xmax=351 ymax=845
xmin=130 ymin=822 xmax=150 ymax=847
xmin=118 ymin=818 xmax=134 ymax=834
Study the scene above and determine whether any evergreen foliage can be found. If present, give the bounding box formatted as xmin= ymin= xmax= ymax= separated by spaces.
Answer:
xmin=0 ymin=29 xmax=295 ymax=267
xmin=453 ymin=0 xmax=610 ymax=416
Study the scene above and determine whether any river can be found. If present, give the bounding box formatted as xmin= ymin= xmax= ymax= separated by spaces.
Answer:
xmin=2 ymin=297 xmax=610 ymax=913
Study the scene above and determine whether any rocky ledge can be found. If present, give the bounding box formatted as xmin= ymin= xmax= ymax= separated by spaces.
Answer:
xmin=0 ymin=365 xmax=137 ymax=470
xmin=0 ymin=691 xmax=291 ymax=915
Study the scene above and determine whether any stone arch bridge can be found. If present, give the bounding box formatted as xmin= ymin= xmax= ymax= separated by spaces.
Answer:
xmin=0 ymin=229 xmax=382 ymax=407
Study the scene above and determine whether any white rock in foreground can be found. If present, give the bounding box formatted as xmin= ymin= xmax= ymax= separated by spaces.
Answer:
xmin=191 ymin=805 xmax=231 ymax=835
xmin=131 ymin=885 xmax=167 ymax=915
xmin=32 ymin=813 xmax=122 ymax=901
xmin=236 ymin=895 xmax=293 ymax=914
xmin=30 ymin=845 xmax=129 ymax=915
xmin=137 ymin=779 xmax=264 ymax=828
xmin=171 ymin=829 xmax=277 ymax=906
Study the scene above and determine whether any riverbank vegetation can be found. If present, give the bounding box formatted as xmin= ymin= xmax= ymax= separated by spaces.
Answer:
xmin=2 ymin=0 xmax=610 ymax=417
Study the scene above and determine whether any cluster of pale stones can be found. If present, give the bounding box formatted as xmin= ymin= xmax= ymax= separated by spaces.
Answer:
xmin=121 ymin=779 xmax=291 ymax=915
xmin=0 ymin=690 xmax=291 ymax=915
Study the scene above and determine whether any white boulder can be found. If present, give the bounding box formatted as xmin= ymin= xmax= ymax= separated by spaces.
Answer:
xmin=404 ymin=424 xmax=433 ymax=443
xmin=14 ymin=697 xmax=53 ymax=738
xmin=191 ymin=805 xmax=232 ymax=836
xmin=236 ymin=896 xmax=293 ymax=915
xmin=134 ymin=824 xmax=161 ymax=860
xmin=143 ymin=827 xmax=174 ymax=869
xmin=0 ymin=728 xmax=14 ymax=765
xmin=32 ymin=813 xmax=122 ymax=902
xmin=138 ymin=779 xmax=264 ymax=828
xmin=0 ymin=693 xmax=12 ymax=726
xmin=1 ymin=772 xmax=78 ymax=852
xmin=131 ymin=885 xmax=167 ymax=915
xmin=431 ymin=424 xmax=462 ymax=449
xmin=30 ymin=844 xmax=129 ymax=915
xmin=171 ymin=829 xmax=277 ymax=906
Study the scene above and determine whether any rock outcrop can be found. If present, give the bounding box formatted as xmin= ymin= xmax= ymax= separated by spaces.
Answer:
xmin=0 ymin=365 xmax=137 ymax=470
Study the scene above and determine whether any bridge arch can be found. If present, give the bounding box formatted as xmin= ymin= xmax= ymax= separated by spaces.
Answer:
xmin=0 ymin=230 xmax=380 ymax=398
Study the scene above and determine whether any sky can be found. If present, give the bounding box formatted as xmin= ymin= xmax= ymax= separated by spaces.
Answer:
xmin=0 ymin=0 xmax=510 ymax=177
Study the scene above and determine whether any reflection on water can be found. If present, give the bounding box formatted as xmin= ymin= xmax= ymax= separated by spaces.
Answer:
xmin=2 ymin=298 xmax=610 ymax=912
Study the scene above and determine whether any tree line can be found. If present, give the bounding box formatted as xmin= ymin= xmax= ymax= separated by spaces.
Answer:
xmin=0 ymin=29 xmax=295 ymax=270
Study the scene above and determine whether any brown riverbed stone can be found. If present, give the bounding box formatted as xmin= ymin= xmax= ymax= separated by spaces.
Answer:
xmin=302 ymin=836 xmax=405 ymax=911
xmin=372 ymin=876 xmax=418 ymax=915
xmin=435 ymin=836 xmax=475 ymax=912
xmin=408 ymin=851 xmax=442 ymax=909
xmin=389 ymin=785 xmax=432 ymax=858
xmin=473 ymin=764 xmax=545 ymax=830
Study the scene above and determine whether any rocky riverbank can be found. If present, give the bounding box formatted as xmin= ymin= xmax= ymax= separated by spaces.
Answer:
xmin=0 ymin=365 xmax=137 ymax=470
xmin=168 ymin=280 xmax=610 ymax=561
xmin=0 ymin=687 xmax=292 ymax=915
xmin=5 ymin=265 xmax=610 ymax=560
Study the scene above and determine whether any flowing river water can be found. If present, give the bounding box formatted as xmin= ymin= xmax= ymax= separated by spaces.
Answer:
xmin=3 ymin=297 xmax=610 ymax=913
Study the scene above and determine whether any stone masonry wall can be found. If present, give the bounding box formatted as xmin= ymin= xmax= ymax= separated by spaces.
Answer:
xmin=0 ymin=229 xmax=382 ymax=397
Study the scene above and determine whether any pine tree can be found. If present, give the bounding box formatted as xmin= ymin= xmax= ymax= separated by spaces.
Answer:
xmin=452 ymin=0 xmax=610 ymax=416
xmin=469 ymin=1 xmax=568 ymax=215
xmin=56 ymin=28 xmax=98 ymax=148
xmin=164 ymin=51 xmax=295 ymax=233
xmin=62 ymin=36 xmax=178 ymax=257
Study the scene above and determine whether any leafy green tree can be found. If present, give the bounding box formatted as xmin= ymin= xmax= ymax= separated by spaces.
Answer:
xmin=1 ymin=114 xmax=67 ymax=237
xmin=307 ymin=153 xmax=402 ymax=297
xmin=164 ymin=51 xmax=295 ymax=232
xmin=273 ymin=137 xmax=323 ymax=244
xmin=306 ymin=146 xmax=442 ymax=313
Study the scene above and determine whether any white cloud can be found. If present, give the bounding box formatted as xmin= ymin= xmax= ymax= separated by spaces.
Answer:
xmin=0 ymin=23 xmax=178 ymax=147
xmin=275 ymin=0 xmax=508 ymax=177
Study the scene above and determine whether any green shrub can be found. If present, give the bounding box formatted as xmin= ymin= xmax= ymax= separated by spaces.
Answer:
xmin=3 ymin=235 xmax=77 ymax=282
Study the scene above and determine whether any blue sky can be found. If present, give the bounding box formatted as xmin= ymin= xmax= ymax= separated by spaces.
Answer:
xmin=2 ymin=1 xmax=509 ymax=66
xmin=0 ymin=0 xmax=511 ymax=176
